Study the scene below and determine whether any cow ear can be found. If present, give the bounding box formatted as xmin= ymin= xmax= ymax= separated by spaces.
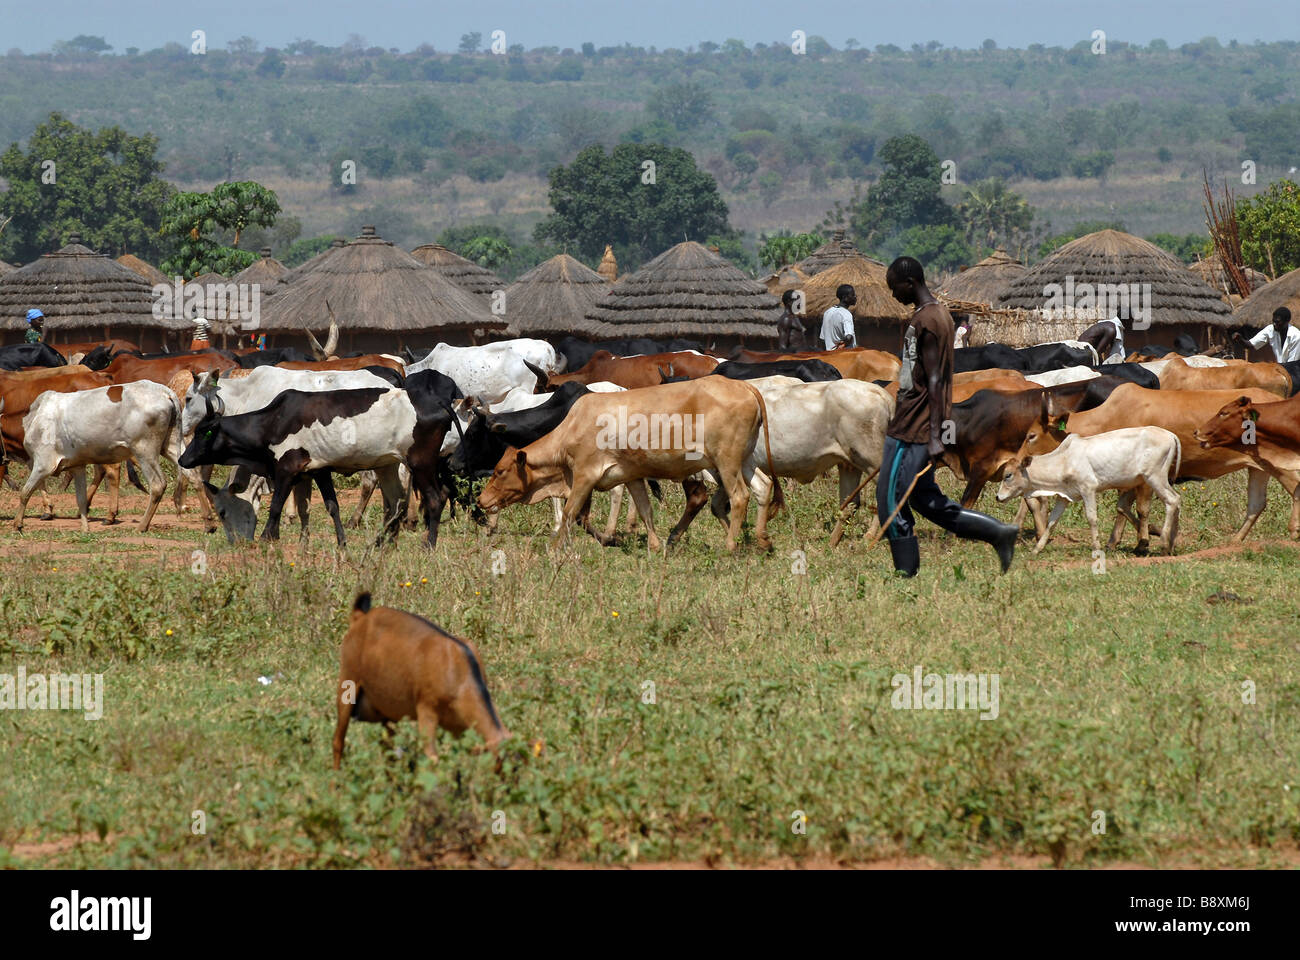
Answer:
xmin=1020 ymin=456 xmax=1033 ymax=470
xmin=515 ymin=449 xmax=527 ymax=467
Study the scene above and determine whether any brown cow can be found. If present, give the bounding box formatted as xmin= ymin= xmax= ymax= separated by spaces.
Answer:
xmin=332 ymin=592 xmax=509 ymax=768
xmin=546 ymin=350 xmax=719 ymax=390
xmin=729 ymin=347 xmax=900 ymax=382
xmin=1157 ymin=356 xmax=1291 ymax=397
xmin=278 ymin=355 xmax=404 ymax=374
xmin=105 ymin=350 xmax=238 ymax=385
xmin=1193 ymin=393 xmax=1300 ymax=538
xmin=1029 ymin=384 xmax=1292 ymax=541
xmin=954 ymin=368 xmax=1029 ymax=385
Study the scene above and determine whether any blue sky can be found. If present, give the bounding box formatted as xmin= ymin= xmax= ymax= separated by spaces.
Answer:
xmin=0 ymin=0 xmax=1295 ymax=54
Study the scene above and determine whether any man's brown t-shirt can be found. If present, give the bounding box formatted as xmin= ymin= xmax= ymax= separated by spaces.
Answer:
xmin=887 ymin=301 xmax=955 ymax=444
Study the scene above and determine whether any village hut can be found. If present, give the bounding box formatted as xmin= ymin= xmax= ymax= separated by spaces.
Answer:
xmin=1231 ymin=267 xmax=1300 ymax=331
xmin=0 ymin=260 xmax=15 ymax=277
xmin=0 ymin=234 xmax=186 ymax=349
xmin=762 ymin=264 xmax=810 ymax=298
xmin=502 ymin=254 xmax=607 ymax=337
xmin=410 ymin=242 xmax=505 ymax=298
xmin=996 ymin=229 xmax=1234 ymax=348
xmin=257 ymin=225 xmax=504 ymax=352
xmin=263 ymin=238 xmax=348 ymax=297
xmin=231 ymin=247 xmax=288 ymax=288
xmin=115 ymin=253 xmax=170 ymax=287
xmin=597 ymin=244 xmax=618 ymax=282
xmin=939 ymin=248 xmax=1027 ymax=308
xmin=586 ymin=241 xmax=781 ymax=347
xmin=796 ymin=229 xmax=879 ymax=276
xmin=795 ymin=256 xmax=911 ymax=351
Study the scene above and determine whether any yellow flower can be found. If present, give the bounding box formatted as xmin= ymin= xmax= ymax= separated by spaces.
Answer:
xmin=52 ymin=566 xmax=58 ymax=572
xmin=611 ymin=610 xmax=620 ymax=618
xmin=420 ymin=577 xmax=428 ymax=584
xmin=165 ymin=629 xmax=174 ymax=636
xmin=403 ymin=581 xmax=413 ymax=588
xmin=289 ymin=561 xmax=295 ymax=567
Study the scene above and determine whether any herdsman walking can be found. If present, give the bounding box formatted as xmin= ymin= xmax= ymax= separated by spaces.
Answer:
xmin=877 ymin=256 xmax=1017 ymax=577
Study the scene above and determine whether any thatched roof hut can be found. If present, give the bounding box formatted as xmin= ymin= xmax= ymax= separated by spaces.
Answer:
xmin=410 ymin=242 xmax=505 ymax=297
xmin=264 ymin=238 xmax=348 ymax=296
xmin=762 ymin=264 xmax=810 ymax=298
xmin=796 ymin=230 xmax=879 ymax=276
xmin=996 ymin=230 xmax=1234 ymax=341
xmin=503 ymin=254 xmax=607 ymax=336
xmin=939 ymin=248 xmax=1026 ymax=307
xmin=115 ymin=253 xmax=169 ymax=287
xmin=1188 ymin=254 xmax=1270 ymax=301
xmin=1232 ymin=267 xmax=1300 ymax=328
xmin=258 ymin=225 xmax=503 ymax=344
xmin=598 ymin=244 xmax=618 ymax=282
xmin=0 ymin=260 xmax=15 ymax=276
xmin=0 ymin=235 xmax=185 ymax=343
xmin=796 ymin=257 xmax=911 ymax=324
xmin=231 ymin=248 xmax=287 ymax=288
xmin=587 ymin=241 xmax=781 ymax=341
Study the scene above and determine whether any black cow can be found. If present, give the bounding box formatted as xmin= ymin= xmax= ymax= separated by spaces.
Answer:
xmin=955 ymin=342 xmax=1095 ymax=374
xmin=180 ymin=370 xmax=458 ymax=548
xmin=235 ymin=347 xmax=314 ymax=368
xmin=711 ymin=358 xmax=842 ymax=382
xmin=1279 ymin=361 xmax=1300 ymax=397
xmin=554 ymin=336 xmax=708 ymax=371
xmin=449 ymin=382 xmax=592 ymax=478
xmin=0 ymin=342 xmax=68 ymax=371
xmin=79 ymin=345 xmax=116 ymax=371
xmin=954 ymin=343 xmax=1026 ymax=373
xmin=1096 ymin=362 xmax=1160 ymax=389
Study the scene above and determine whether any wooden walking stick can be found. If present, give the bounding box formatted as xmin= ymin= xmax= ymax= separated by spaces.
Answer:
xmin=866 ymin=462 xmax=932 ymax=549
xmin=828 ymin=466 xmax=880 ymax=548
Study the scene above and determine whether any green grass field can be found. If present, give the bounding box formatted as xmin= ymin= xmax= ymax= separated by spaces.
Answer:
xmin=2 ymin=468 xmax=1298 ymax=869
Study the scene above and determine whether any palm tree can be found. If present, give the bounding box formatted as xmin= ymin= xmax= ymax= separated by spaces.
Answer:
xmin=957 ymin=178 xmax=1032 ymax=249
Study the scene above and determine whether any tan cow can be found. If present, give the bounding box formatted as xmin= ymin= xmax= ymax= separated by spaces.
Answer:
xmin=1157 ymin=356 xmax=1291 ymax=397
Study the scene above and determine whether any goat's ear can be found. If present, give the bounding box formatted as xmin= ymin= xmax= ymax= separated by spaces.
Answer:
xmin=515 ymin=449 xmax=527 ymax=467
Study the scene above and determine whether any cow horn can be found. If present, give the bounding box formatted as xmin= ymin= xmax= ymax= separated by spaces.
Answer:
xmin=322 ymin=305 xmax=339 ymax=358
xmin=304 ymin=326 xmax=328 ymax=361
xmin=522 ymin=359 xmax=547 ymax=393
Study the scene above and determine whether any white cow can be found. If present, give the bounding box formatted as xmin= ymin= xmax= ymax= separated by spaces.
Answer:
xmin=711 ymin=376 xmax=895 ymax=549
xmin=995 ymin=426 xmax=1181 ymax=555
xmin=1139 ymin=356 xmax=1228 ymax=377
xmin=15 ymin=381 xmax=180 ymax=533
xmin=406 ymin=339 xmax=562 ymax=404
xmin=1025 ymin=366 xmax=1101 ymax=387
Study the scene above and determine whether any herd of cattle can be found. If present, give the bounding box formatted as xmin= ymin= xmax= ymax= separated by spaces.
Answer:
xmin=2 ymin=328 xmax=1299 ymax=559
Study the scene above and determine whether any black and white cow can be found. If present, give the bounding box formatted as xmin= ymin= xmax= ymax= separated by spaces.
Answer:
xmin=179 ymin=370 xmax=459 ymax=547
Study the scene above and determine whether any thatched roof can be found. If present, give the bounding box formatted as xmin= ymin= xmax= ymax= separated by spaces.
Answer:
xmin=762 ymin=264 xmax=810 ymax=297
xmin=0 ymin=260 xmax=13 ymax=276
xmin=231 ymin=248 xmax=287 ymax=288
xmin=796 ymin=256 xmax=911 ymax=324
xmin=258 ymin=225 xmax=503 ymax=334
xmin=0 ymin=235 xmax=186 ymax=332
xmin=587 ymin=241 xmax=781 ymax=340
xmin=1188 ymin=254 xmax=1270 ymax=301
xmin=115 ymin=253 xmax=169 ymax=287
xmin=264 ymin=238 xmax=348 ymax=297
xmin=503 ymin=254 xmax=607 ymax=336
xmin=938 ymin=248 xmax=1026 ymax=307
xmin=997 ymin=229 xmax=1235 ymax=328
xmin=796 ymin=230 xmax=880 ymax=276
xmin=598 ymin=244 xmax=618 ymax=282
xmin=1232 ymin=267 xmax=1300 ymax=328
xmin=410 ymin=243 xmax=504 ymax=297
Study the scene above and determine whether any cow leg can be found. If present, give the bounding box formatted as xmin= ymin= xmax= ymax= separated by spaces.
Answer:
xmin=1133 ymin=485 xmax=1152 ymax=556
xmin=416 ymin=701 xmax=441 ymax=763
xmin=135 ymin=453 xmax=167 ymax=533
xmin=829 ymin=466 xmax=860 ymax=548
xmin=106 ymin=463 xmax=121 ymax=524
xmin=1035 ymin=498 xmax=1068 ymax=553
xmin=409 ymin=467 xmax=447 ymax=549
xmin=720 ymin=463 xmax=753 ymax=553
xmin=331 ymin=683 xmax=354 ymax=769
xmin=485 ymin=508 xmax=500 ymax=535
xmin=750 ymin=470 xmax=775 ymax=551
xmin=347 ymin=469 xmax=377 ymax=529
xmin=1082 ymin=490 xmax=1102 ymax=553
xmin=313 ymin=471 xmax=347 ymax=548
xmin=603 ymin=485 xmax=623 ymax=540
xmin=625 ymin=479 xmax=662 ymax=551
xmin=1232 ymin=470 xmax=1269 ymax=541
xmin=74 ymin=469 xmax=90 ymax=533
xmin=550 ymin=496 xmax=564 ymax=533
xmin=1153 ymin=480 xmax=1181 ymax=555
xmin=372 ymin=464 xmax=408 ymax=544
xmin=666 ymin=478 xmax=711 ymax=547
xmin=260 ymin=473 xmax=296 ymax=542
xmin=556 ymin=477 xmax=598 ymax=548
xmin=15 ymin=458 xmax=57 ymax=531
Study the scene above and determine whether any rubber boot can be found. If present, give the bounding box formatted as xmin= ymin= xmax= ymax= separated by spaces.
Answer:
xmin=951 ymin=509 xmax=1017 ymax=573
xmin=888 ymin=535 xmax=920 ymax=577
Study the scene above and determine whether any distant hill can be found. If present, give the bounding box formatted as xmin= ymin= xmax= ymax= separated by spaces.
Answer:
xmin=1 ymin=39 xmax=1297 ymax=272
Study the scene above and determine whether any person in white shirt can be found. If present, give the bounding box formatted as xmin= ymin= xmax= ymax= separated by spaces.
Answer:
xmin=1078 ymin=312 xmax=1126 ymax=363
xmin=953 ymin=315 xmax=971 ymax=349
xmin=1235 ymin=307 xmax=1300 ymax=363
xmin=820 ymin=284 xmax=857 ymax=350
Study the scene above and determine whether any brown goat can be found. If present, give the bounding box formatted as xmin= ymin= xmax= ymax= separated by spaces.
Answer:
xmin=332 ymin=593 xmax=508 ymax=767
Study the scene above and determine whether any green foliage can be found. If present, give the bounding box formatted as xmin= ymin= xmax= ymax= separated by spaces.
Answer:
xmin=1146 ymin=232 xmax=1210 ymax=263
xmin=282 ymin=234 xmax=340 ymax=268
xmin=1236 ymin=179 xmax=1300 ymax=276
xmin=0 ymin=112 xmax=173 ymax=263
xmin=758 ymin=231 xmax=822 ymax=268
xmin=955 ymin=178 xmax=1034 ymax=249
xmin=848 ymin=134 xmax=957 ymax=249
xmin=1069 ymin=151 xmax=1117 ymax=180
xmin=646 ymin=82 xmax=715 ymax=131
xmin=534 ymin=142 xmax=730 ymax=267
xmin=460 ymin=235 xmax=512 ymax=269
xmin=159 ymin=181 xmax=281 ymax=278
xmin=897 ymin=223 xmax=974 ymax=274
xmin=1037 ymin=220 xmax=1126 ymax=260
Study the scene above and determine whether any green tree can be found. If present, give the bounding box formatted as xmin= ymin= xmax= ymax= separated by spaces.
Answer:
xmin=956 ymin=177 xmax=1033 ymax=248
xmin=534 ymin=142 xmax=730 ymax=266
xmin=1146 ymin=232 xmax=1210 ymax=263
xmin=57 ymin=35 xmax=112 ymax=55
xmin=256 ymin=50 xmax=286 ymax=78
xmin=461 ymin=236 xmax=512 ymax=269
xmin=646 ymin=82 xmax=715 ymax=131
xmin=758 ymin=231 xmax=822 ymax=268
xmin=1236 ymin=179 xmax=1300 ymax=276
xmin=897 ymin=223 xmax=974 ymax=275
xmin=848 ymin=134 xmax=957 ymax=248
xmin=282 ymin=234 xmax=340 ymax=268
xmin=0 ymin=112 xmax=173 ymax=263
xmin=159 ymin=181 xmax=282 ymax=278
xmin=459 ymin=33 xmax=482 ymax=54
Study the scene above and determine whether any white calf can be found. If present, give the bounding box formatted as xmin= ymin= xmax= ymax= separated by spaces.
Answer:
xmin=995 ymin=426 xmax=1181 ymax=555
xmin=1025 ymin=366 xmax=1100 ymax=387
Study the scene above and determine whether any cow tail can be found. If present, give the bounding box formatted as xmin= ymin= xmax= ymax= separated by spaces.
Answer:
xmin=1170 ymin=434 xmax=1182 ymax=484
xmin=736 ymin=380 xmax=784 ymax=514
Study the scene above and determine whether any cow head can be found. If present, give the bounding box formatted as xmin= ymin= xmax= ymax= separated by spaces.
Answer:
xmin=203 ymin=480 xmax=256 ymax=542
xmin=182 ymin=370 xmax=226 ymax=438
xmin=995 ymin=457 xmax=1034 ymax=502
xmin=449 ymin=399 xmax=499 ymax=477
xmin=1194 ymin=396 xmax=1257 ymax=449
xmin=179 ymin=410 xmax=227 ymax=469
